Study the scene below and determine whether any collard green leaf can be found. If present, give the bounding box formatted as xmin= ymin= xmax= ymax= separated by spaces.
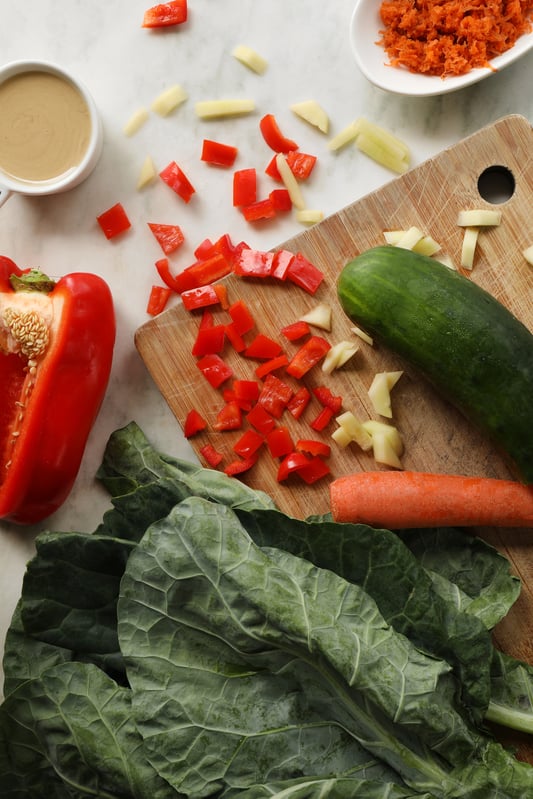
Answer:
xmin=221 ymin=778 xmax=437 ymax=798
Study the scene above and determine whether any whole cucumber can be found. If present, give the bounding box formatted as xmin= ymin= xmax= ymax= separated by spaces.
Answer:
xmin=337 ymin=245 xmax=533 ymax=484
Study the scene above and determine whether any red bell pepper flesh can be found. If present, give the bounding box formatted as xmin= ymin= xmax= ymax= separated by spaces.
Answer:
xmin=224 ymin=453 xmax=258 ymax=476
xmin=233 ymin=429 xmax=264 ymax=458
xmin=266 ymin=426 xmax=294 ymax=459
xmin=159 ymin=161 xmax=196 ymax=203
xmin=259 ymin=114 xmax=298 ymax=153
xmin=154 ymin=258 xmax=183 ymax=293
xmin=200 ymin=443 xmax=224 ymax=468
xmin=0 ymin=269 xmax=115 ymax=524
xmin=201 ymin=139 xmax=238 ymax=167
xmin=183 ymin=253 xmax=232 ymax=287
xmin=271 ymin=250 xmax=295 ymax=281
xmin=194 ymin=238 xmax=214 ymax=260
xmin=196 ymin=353 xmax=233 ymax=388
xmin=286 ymin=150 xmax=317 ymax=180
xmin=286 ymin=335 xmax=331 ymax=379
xmin=243 ymin=334 xmax=283 ymax=360
xmin=276 ymin=451 xmax=311 ymax=482
xmin=246 ymin=403 xmax=276 ymax=435
xmin=191 ymin=324 xmax=225 ymax=356
xmin=142 ymin=0 xmax=187 ymax=27
xmin=242 ymin=198 xmax=276 ymax=222
xmin=181 ymin=284 xmax=220 ymax=311
xmin=183 ymin=408 xmax=207 ymax=437
xmin=295 ymin=439 xmax=331 ymax=458
xmin=286 ymin=253 xmax=324 ymax=294
xmin=310 ymin=406 xmax=334 ymax=432
xmin=280 ymin=320 xmax=310 ymax=341
xmin=265 ymin=154 xmax=282 ymax=181
xmin=269 ymin=188 xmax=292 ymax=212
xmin=298 ymin=455 xmax=330 ymax=484
xmin=257 ymin=374 xmax=293 ymax=418
xmin=233 ymin=168 xmax=257 ymax=207
xmin=254 ymin=354 xmax=289 ymax=379
xmin=147 ymin=285 xmax=172 ymax=315
xmin=233 ymin=249 xmax=274 ymax=278
xmin=313 ymin=385 xmax=343 ymax=413
xmin=148 ymin=223 xmax=185 ymax=255
xmin=224 ymin=322 xmax=246 ymax=353
xmin=287 ymin=386 xmax=311 ymax=420
xmin=228 ymin=299 xmax=255 ymax=335
xmin=213 ymin=400 xmax=243 ymax=431
xmin=233 ymin=379 xmax=260 ymax=404
xmin=96 ymin=203 xmax=131 ymax=239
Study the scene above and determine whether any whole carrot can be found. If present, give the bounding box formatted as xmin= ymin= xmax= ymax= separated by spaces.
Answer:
xmin=329 ymin=471 xmax=533 ymax=529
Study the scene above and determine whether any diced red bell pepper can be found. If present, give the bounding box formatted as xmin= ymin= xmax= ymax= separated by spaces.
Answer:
xmin=297 ymin=455 xmax=330 ymax=484
xmin=213 ymin=400 xmax=242 ymax=431
xmin=142 ymin=0 xmax=187 ymax=27
xmin=257 ymin=374 xmax=293 ymax=418
xmin=233 ymin=379 xmax=260 ymax=404
xmin=233 ymin=249 xmax=274 ymax=278
xmin=259 ymin=114 xmax=298 ymax=153
xmin=96 ymin=202 xmax=131 ymax=239
xmin=228 ymin=299 xmax=255 ymax=335
xmin=154 ymin=257 xmax=186 ymax=293
xmin=280 ymin=320 xmax=310 ymax=341
xmin=269 ymin=188 xmax=292 ymax=212
xmin=242 ymin=198 xmax=276 ymax=222
xmin=0 ymin=264 xmax=115 ymax=524
xmin=276 ymin=451 xmax=311 ymax=482
xmin=183 ymin=408 xmax=208 ymax=438
xmin=148 ymin=223 xmax=185 ymax=255
xmin=147 ymin=285 xmax=172 ymax=315
xmin=181 ymin=284 xmax=220 ymax=311
xmin=214 ymin=283 xmax=229 ymax=309
xmin=224 ymin=454 xmax=258 ymax=476
xmin=199 ymin=310 xmax=214 ymax=329
xmin=286 ymin=253 xmax=324 ymax=295
xmin=287 ymin=386 xmax=311 ymax=419
xmin=233 ymin=168 xmax=257 ymax=207
xmin=224 ymin=322 xmax=246 ymax=352
xmin=191 ymin=324 xmax=225 ymax=356
xmin=233 ymin=429 xmax=264 ymax=459
xmin=265 ymin=154 xmax=282 ymax=181
xmin=254 ymin=354 xmax=289 ymax=379
xmin=271 ymin=250 xmax=295 ymax=281
xmin=243 ymin=334 xmax=283 ymax=360
xmin=200 ymin=443 xmax=224 ymax=468
xmin=159 ymin=161 xmax=196 ymax=203
xmin=182 ymin=253 xmax=232 ymax=288
xmin=286 ymin=151 xmax=317 ymax=180
xmin=310 ymin=406 xmax=334 ymax=431
xmin=201 ymin=139 xmax=238 ymax=167
xmin=295 ymin=439 xmax=331 ymax=458
xmin=196 ymin=353 xmax=233 ymax=388
xmin=246 ymin=403 xmax=276 ymax=435
xmin=286 ymin=336 xmax=331 ymax=379
xmin=313 ymin=385 xmax=343 ymax=413
xmin=266 ymin=426 xmax=294 ymax=459
xmin=194 ymin=238 xmax=214 ymax=260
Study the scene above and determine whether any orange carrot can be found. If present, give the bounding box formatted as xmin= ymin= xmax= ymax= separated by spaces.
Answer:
xmin=379 ymin=0 xmax=533 ymax=78
xmin=329 ymin=471 xmax=533 ymax=529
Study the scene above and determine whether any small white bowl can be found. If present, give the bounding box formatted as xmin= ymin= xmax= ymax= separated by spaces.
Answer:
xmin=350 ymin=0 xmax=533 ymax=97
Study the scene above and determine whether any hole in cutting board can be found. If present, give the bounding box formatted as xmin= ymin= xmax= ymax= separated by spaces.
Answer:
xmin=477 ymin=165 xmax=515 ymax=204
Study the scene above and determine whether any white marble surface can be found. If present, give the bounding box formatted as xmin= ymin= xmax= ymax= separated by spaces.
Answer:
xmin=1 ymin=0 xmax=533 ymax=690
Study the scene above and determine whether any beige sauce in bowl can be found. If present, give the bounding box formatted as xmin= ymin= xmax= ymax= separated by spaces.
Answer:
xmin=0 ymin=70 xmax=92 ymax=182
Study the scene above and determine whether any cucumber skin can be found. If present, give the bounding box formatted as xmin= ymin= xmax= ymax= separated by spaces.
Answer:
xmin=337 ymin=246 xmax=533 ymax=484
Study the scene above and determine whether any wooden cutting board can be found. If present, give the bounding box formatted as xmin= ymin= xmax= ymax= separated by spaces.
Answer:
xmin=136 ymin=114 xmax=533 ymax=761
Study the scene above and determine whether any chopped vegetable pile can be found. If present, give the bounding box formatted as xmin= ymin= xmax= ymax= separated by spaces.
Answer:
xmin=2 ymin=422 xmax=533 ymax=797
xmin=379 ymin=0 xmax=533 ymax=77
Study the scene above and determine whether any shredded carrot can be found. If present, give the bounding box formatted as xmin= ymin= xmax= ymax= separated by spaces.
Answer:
xmin=378 ymin=0 xmax=533 ymax=77
xmin=329 ymin=470 xmax=533 ymax=528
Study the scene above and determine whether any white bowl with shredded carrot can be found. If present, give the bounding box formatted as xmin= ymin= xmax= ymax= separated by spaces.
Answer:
xmin=350 ymin=0 xmax=533 ymax=97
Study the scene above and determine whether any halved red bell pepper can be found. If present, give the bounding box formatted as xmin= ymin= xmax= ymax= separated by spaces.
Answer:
xmin=0 ymin=262 xmax=115 ymax=524
xmin=142 ymin=0 xmax=188 ymax=27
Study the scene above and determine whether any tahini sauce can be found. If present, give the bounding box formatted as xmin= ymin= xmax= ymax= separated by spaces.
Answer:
xmin=0 ymin=71 xmax=91 ymax=182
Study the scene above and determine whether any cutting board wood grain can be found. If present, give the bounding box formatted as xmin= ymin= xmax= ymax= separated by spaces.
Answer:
xmin=136 ymin=114 xmax=533 ymax=761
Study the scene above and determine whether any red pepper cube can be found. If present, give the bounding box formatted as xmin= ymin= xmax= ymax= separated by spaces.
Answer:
xmin=271 ymin=249 xmax=295 ymax=281
xmin=242 ymin=197 xmax=277 ymax=222
xmin=286 ymin=252 xmax=324 ymax=295
xmin=243 ymin=334 xmax=283 ymax=360
xmin=233 ymin=248 xmax=274 ymax=278
xmin=212 ymin=233 xmax=236 ymax=262
xmin=310 ymin=406 xmax=334 ymax=431
xmin=257 ymin=374 xmax=293 ymax=418
xmin=146 ymin=285 xmax=172 ymax=315
xmin=259 ymin=113 xmax=298 ymax=153
xmin=295 ymin=439 xmax=331 ymax=458
xmin=196 ymin=353 xmax=233 ymax=388
xmin=159 ymin=160 xmax=196 ymax=203
xmin=266 ymin=426 xmax=294 ymax=458
xmin=200 ymin=443 xmax=224 ymax=468
xmin=194 ymin=237 xmax=214 ymax=259
xmin=313 ymin=385 xmax=343 ymax=413
xmin=181 ymin=284 xmax=220 ymax=312
xmin=97 ymin=202 xmax=131 ymax=239
xmin=191 ymin=324 xmax=225 ymax=356
xmin=142 ymin=0 xmax=187 ymax=27
xmin=269 ymin=188 xmax=292 ymax=212
xmin=246 ymin=403 xmax=276 ymax=435
xmin=224 ymin=454 xmax=258 ymax=476
xmin=233 ymin=429 xmax=264 ymax=458
xmin=183 ymin=408 xmax=208 ymax=438
xmin=280 ymin=320 xmax=310 ymax=341
xmin=228 ymin=299 xmax=255 ymax=335
xmin=233 ymin=168 xmax=257 ymax=207
xmin=233 ymin=379 xmax=260 ymax=404
xmin=148 ymin=223 xmax=185 ymax=255
xmin=183 ymin=253 xmax=232 ymax=288
xmin=286 ymin=150 xmax=317 ymax=180
xmin=287 ymin=386 xmax=311 ymax=420
xmin=255 ymin=354 xmax=289 ymax=379
xmin=298 ymin=455 xmax=330 ymax=484
xmin=277 ymin=451 xmax=311 ymax=482
xmin=286 ymin=336 xmax=331 ymax=379
xmin=224 ymin=322 xmax=246 ymax=353
xmin=213 ymin=400 xmax=243 ymax=431
xmin=201 ymin=139 xmax=238 ymax=167
xmin=265 ymin=153 xmax=282 ymax=181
